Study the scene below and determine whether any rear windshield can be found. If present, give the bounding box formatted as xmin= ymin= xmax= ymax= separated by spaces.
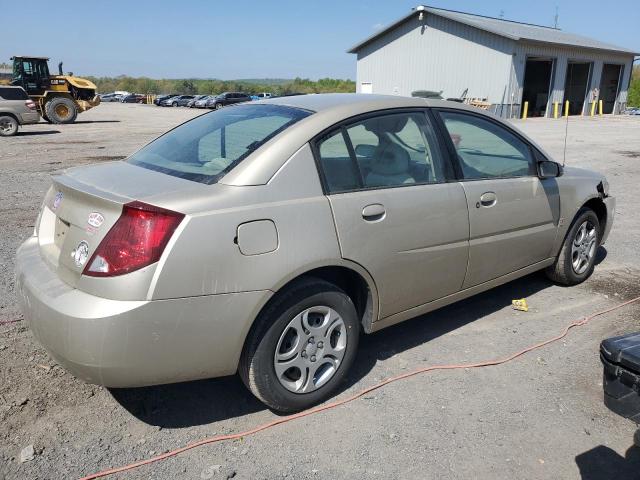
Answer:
xmin=0 ymin=87 xmax=29 ymax=100
xmin=127 ymin=104 xmax=311 ymax=184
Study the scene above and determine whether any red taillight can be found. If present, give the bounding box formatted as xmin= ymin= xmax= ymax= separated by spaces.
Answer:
xmin=83 ymin=201 xmax=184 ymax=277
xmin=25 ymin=100 xmax=37 ymax=110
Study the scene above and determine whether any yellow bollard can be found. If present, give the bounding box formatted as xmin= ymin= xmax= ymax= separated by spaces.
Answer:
xmin=554 ymin=102 xmax=559 ymax=119
xmin=522 ymin=101 xmax=529 ymax=119
xmin=564 ymin=100 xmax=570 ymax=117
xmin=598 ymin=99 xmax=603 ymax=116
xmin=590 ymin=101 xmax=596 ymax=116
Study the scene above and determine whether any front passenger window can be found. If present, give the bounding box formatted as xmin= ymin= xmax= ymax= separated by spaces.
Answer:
xmin=439 ymin=111 xmax=534 ymax=179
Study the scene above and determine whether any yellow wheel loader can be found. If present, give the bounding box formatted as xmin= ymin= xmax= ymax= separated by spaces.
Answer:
xmin=2 ymin=56 xmax=100 ymax=124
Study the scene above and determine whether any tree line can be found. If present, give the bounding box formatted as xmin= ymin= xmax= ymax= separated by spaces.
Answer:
xmin=85 ymin=76 xmax=356 ymax=96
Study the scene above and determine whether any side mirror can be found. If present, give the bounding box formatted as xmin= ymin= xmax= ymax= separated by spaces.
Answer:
xmin=538 ymin=160 xmax=561 ymax=179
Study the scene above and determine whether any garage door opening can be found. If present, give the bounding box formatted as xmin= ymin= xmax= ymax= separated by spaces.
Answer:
xmin=599 ymin=64 xmax=623 ymax=114
xmin=522 ymin=57 xmax=554 ymax=117
xmin=563 ymin=62 xmax=592 ymax=115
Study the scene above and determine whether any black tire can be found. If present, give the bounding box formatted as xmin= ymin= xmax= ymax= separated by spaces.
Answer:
xmin=44 ymin=97 xmax=78 ymax=124
xmin=172 ymin=101 xmax=178 ymax=107
xmin=545 ymin=208 xmax=600 ymax=285
xmin=215 ymin=103 xmax=223 ymax=110
xmin=239 ymin=277 xmax=360 ymax=413
xmin=0 ymin=115 xmax=19 ymax=136
xmin=42 ymin=113 xmax=53 ymax=124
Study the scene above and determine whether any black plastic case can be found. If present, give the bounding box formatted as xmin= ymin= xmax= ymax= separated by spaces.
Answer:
xmin=601 ymin=332 xmax=640 ymax=423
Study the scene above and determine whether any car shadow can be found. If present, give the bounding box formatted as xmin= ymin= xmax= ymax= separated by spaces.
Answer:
xmin=575 ymin=444 xmax=640 ymax=479
xmin=110 ymin=375 xmax=265 ymax=428
xmin=111 ymin=271 xmax=555 ymax=428
xmin=71 ymin=120 xmax=121 ymax=124
xmin=595 ymin=246 xmax=608 ymax=266
xmin=16 ymin=130 xmax=60 ymax=136
xmin=342 ymin=271 xmax=554 ymax=392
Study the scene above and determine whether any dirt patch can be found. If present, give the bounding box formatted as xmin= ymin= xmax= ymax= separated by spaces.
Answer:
xmin=587 ymin=269 xmax=640 ymax=300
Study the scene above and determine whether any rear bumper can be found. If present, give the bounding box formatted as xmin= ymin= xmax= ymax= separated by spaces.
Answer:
xmin=19 ymin=111 xmax=40 ymax=125
xmin=15 ymin=236 xmax=272 ymax=388
xmin=601 ymin=196 xmax=615 ymax=245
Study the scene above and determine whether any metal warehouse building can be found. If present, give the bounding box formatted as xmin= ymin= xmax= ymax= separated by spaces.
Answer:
xmin=349 ymin=5 xmax=638 ymax=117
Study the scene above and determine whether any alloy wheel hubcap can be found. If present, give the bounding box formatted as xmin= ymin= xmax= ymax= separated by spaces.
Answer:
xmin=274 ymin=306 xmax=347 ymax=394
xmin=571 ymin=220 xmax=597 ymax=274
xmin=0 ymin=119 xmax=14 ymax=132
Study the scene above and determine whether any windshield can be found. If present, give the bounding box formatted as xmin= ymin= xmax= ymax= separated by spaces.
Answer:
xmin=127 ymin=104 xmax=311 ymax=184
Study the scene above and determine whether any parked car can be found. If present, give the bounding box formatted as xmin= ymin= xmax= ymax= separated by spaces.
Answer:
xmin=251 ymin=92 xmax=273 ymax=100
xmin=16 ymin=94 xmax=615 ymax=412
xmin=187 ymin=95 xmax=208 ymax=108
xmin=162 ymin=95 xmax=195 ymax=107
xmin=206 ymin=92 xmax=252 ymax=109
xmin=193 ymin=95 xmax=213 ymax=108
xmin=99 ymin=93 xmax=121 ymax=102
xmin=100 ymin=93 xmax=125 ymax=102
xmin=120 ymin=94 xmax=146 ymax=104
xmin=154 ymin=94 xmax=177 ymax=106
xmin=0 ymin=86 xmax=40 ymax=136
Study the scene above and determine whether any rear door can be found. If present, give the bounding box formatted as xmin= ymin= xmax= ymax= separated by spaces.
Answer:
xmin=314 ymin=110 xmax=469 ymax=319
xmin=435 ymin=109 xmax=559 ymax=288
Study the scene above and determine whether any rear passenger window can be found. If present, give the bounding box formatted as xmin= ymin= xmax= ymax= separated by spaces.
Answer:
xmin=0 ymin=87 xmax=28 ymax=100
xmin=317 ymin=130 xmax=361 ymax=193
xmin=315 ymin=111 xmax=445 ymax=193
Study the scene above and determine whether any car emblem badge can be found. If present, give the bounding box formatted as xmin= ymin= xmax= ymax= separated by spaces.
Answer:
xmin=52 ymin=191 xmax=63 ymax=210
xmin=71 ymin=241 xmax=90 ymax=268
xmin=87 ymin=212 xmax=104 ymax=228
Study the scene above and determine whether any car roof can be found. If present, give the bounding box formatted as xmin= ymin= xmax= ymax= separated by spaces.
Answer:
xmin=258 ymin=93 xmax=479 ymax=114
xmin=223 ymin=93 xmax=552 ymax=187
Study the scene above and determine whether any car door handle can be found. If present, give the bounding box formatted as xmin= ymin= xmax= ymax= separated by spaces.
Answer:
xmin=362 ymin=204 xmax=386 ymax=222
xmin=476 ymin=192 xmax=497 ymax=208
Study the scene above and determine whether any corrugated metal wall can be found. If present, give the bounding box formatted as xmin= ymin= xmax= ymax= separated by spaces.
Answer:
xmin=355 ymin=13 xmax=635 ymax=117
xmin=512 ymin=42 xmax=635 ymax=116
xmin=356 ymin=14 xmax=515 ymax=103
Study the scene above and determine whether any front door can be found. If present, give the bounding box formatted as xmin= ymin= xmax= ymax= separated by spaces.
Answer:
xmin=314 ymin=110 xmax=470 ymax=319
xmin=436 ymin=110 xmax=559 ymax=288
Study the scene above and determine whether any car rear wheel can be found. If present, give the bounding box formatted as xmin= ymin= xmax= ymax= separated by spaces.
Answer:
xmin=215 ymin=103 xmax=223 ymax=110
xmin=45 ymin=97 xmax=78 ymax=124
xmin=545 ymin=208 xmax=600 ymax=285
xmin=239 ymin=278 xmax=359 ymax=413
xmin=0 ymin=115 xmax=19 ymax=136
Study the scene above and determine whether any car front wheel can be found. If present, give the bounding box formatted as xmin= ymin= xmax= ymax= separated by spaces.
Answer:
xmin=239 ymin=278 xmax=359 ymax=413
xmin=546 ymin=208 xmax=600 ymax=285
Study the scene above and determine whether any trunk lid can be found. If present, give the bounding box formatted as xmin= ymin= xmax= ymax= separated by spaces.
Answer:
xmin=36 ymin=161 xmax=205 ymax=287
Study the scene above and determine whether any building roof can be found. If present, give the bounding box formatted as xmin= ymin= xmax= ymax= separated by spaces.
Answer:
xmin=347 ymin=5 xmax=638 ymax=55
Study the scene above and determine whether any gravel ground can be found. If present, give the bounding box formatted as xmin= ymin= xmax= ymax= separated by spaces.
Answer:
xmin=1 ymin=103 xmax=639 ymax=480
